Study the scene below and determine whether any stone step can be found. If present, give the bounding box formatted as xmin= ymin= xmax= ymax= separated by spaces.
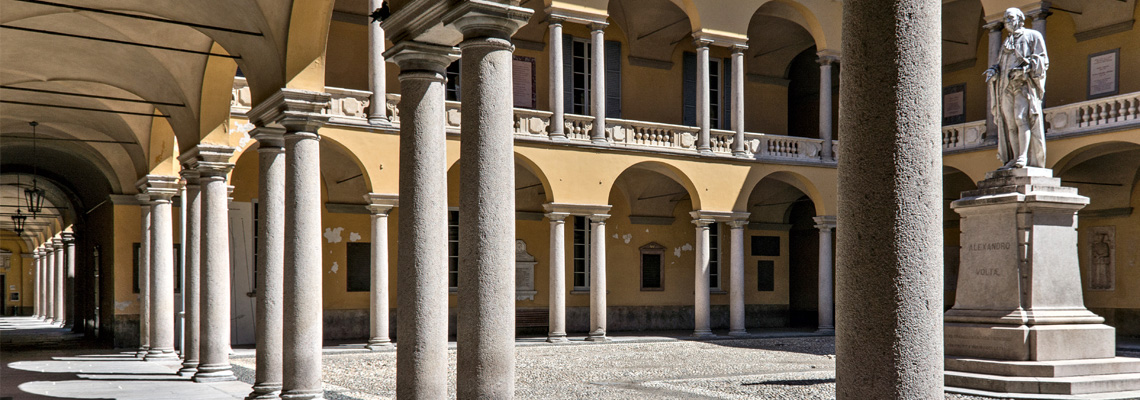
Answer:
xmin=946 ymin=370 xmax=1140 ymax=395
xmin=947 ymin=357 xmax=1140 ymax=378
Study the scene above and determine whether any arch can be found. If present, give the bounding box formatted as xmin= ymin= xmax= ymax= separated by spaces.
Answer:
xmin=515 ymin=152 xmax=556 ymax=204
xmin=736 ymin=169 xmax=826 ymax=216
xmin=609 ymin=160 xmax=703 ymax=211
xmin=1050 ymin=141 xmax=1140 ymax=175
xmin=318 ymin=135 xmax=374 ymax=204
xmin=608 ymin=0 xmax=689 ymax=65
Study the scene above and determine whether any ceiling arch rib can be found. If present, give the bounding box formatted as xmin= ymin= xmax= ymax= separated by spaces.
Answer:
xmin=0 ymin=116 xmax=147 ymax=184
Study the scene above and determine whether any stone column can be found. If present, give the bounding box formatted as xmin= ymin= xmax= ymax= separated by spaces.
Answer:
xmin=587 ymin=213 xmax=609 ymax=341
xmin=837 ymin=0 xmax=943 ymax=398
xmin=63 ymin=233 xmax=76 ymax=329
xmin=33 ymin=249 xmax=41 ymax=318
xmin=984 ymin=20 xmax=1002 ymax=144
xmin=248 ymin=127 xmax=287 ymax=399
xmin=691 ymin=214 xmax=714 ymax=337
xmin=365 ymin=194 xmax=398 ymax=350
xmin=187 ymin=144 xmax=237 ymax=383
xmin=178 ymin=168 xmax=202 ymax=376
xmin=545 ymin=211 xmax=569 ymax=343
xmin=44 ymin=247 xmax=54 ymax=322
xmin=387 ymin=42 xmax=457 ymax=399
xmin=368 ymin=0 xmax=388 ymax=125
xmin=452 ymin=8 xmax=530 ymax=397
xmin=695 ymin=38 xmax=712 ymax=154
xmin=731 ymin=45 xmax=747 ymax=157
xmin=818 ymin=54 xmax=837 ymax=161
xmin=136 ymin=195 xmax=151 ymax=355
xmin=728 ymin=219 xmax=748 ymax=336
xmin=548 ymin=18 xmax=566 ymax=141
xmin=590 ymin=22 xmax=608 ymax=145
xmin=53 ymin=239 xmax=65 ymax=326
xmin=281 ymin=92 xmax=331 ymax=400
xmin=1028 ymin=5 xmax=1051 ymax=35
xmin=814 ymin=215 xmax=836 ymax=333
xmin=145 ymin=176 xmax=180 ymax=360
xmin=177 ymin=183 xmax=187 ymax=349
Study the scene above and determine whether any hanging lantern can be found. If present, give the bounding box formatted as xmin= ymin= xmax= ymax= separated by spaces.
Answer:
xmin=26 ymin=121 xmax=45 ymax=215
xmin=11 ymin=209 xmax=27 ymax=235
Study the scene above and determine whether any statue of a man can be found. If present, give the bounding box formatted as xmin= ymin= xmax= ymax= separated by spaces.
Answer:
xmin=985 ymin=7 xmax=1049 ymax=169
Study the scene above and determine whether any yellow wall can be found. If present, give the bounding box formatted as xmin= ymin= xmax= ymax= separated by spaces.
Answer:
xmin=1 ymin=237 xmax=31 ymax=313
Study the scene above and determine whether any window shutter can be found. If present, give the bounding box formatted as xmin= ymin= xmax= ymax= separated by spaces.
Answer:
xmin=682 ymin=51 xmax=697 ymax=126
xmin=563 ymin=34 xmax=573 ymax=114
xmin=605 ymin=40 xmax=622 ymax=119
xmin=722 ymin=57 xmax=732 ymax=130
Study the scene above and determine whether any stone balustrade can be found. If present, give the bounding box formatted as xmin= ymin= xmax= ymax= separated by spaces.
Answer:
xmin=941 ymin=90 xmax=1140 ymax=152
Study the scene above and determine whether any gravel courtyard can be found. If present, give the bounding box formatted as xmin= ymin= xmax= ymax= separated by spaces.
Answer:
xmin=231 ymin=335 xmax=1004 ymax=399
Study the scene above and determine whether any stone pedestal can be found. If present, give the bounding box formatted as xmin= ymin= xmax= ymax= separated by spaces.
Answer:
xmin=945 ymin=167 xmax=1140 ymax=397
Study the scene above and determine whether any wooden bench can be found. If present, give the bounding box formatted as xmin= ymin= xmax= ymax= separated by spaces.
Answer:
xmin=516 ymin=308 xmax=549 ymax=329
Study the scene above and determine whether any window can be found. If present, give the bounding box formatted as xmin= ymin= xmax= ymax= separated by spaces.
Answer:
xmin=446 ymin=61 xmax=461 ymax=101
xmin=570 ymin=38 xmax=591 ymax=115
xmin=708 ymin=222 xmax=721 ymax=290
xmin=683 ymin=53 xmax=732 ymax=129
xmin=346 ymin=242 xmax=370 ymax=292
xmin=640 ymin=242 xmax=666 ymax=290
xmin=448 ymin=210 xmax=459 ymax=289
xmin=572 ymin=216 xmax=591 ymax=290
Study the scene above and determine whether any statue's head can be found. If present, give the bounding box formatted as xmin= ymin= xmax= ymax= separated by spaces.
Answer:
xmin=1003 ymin=8 xmax=1026 ymax=32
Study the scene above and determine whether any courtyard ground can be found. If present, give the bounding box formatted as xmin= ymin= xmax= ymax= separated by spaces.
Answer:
xmin=5 ymin=316 xmax=1140 ymax=399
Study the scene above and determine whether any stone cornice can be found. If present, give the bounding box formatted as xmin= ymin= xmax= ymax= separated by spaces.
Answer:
xmin=251 ymin=126 xmax=287 ymax=149
xmin=381 ymin=0 xmax=463 ymax=47
xmin=692 ymin=30 xmax=748 ymax=49
xmin=384 ymin=41 xmax=460 ymax=73
xmin=543 ymin=202 xmax=611 ymax=216
xmin=444 ymin=0 xmax=533 ymax=39
xmin=545 ymin=6 xmax=608 ymax=26
xmin=180 ymin=144 xmax=238 ymax=178
xmin=247 ymin=89 xmax=332 ymax=133
xmin=691 ymin=210 xmax=750 ymax=222
xmin=813 ymin=215 xmax=837 ymax=229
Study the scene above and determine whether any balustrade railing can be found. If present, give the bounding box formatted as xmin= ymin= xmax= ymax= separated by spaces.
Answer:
xmin=941 ymin=120 xmax=987 ymax=150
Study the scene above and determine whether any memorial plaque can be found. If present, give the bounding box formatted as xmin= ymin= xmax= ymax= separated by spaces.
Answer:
xmin=1089 ymin=226 xmax=1115 ymax=291
xmin=943 ymin=84 xmax=966 ymax=125
xmin=513 ymin=56 xmax=536 ymax=109
xmin=1088 ymin=49 xmax=1119 ymax=99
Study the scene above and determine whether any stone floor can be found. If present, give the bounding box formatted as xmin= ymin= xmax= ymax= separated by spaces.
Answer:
xmin=5 ymin=316 xmax=1140 ymax=399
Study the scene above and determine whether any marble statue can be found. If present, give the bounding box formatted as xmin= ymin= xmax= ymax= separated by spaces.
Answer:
xmin=985 ymin=7 xmax=1049 ymax=169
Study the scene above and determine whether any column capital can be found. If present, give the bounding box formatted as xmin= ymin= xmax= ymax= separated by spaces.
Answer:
xmin=983 ymin=19 xmax=1005 ymax=31
xmin=179 ymin=167 xmax=201 ymax=187
xmin=817 ymin=52 xmax=840 ymax=66
xmin=443 ymin=0 xmax=533 ymax=40
xmin=1024 ymin=1 xmax=1052 ymax=19
xmin=386 ymin=41 xmax=460 ymax=75
xmin=543 ymin=202 xmax=611 ymax=216
xmin=364 ymin=193 xmax=399 ymax=215
xmin=813 ymin=215 xmax=837 ymax=230
xmin=545 ymin=212 xmax=570 ymax=222
xmin=248 ymin=89 xmax=332 ymax=134
xmin=545 ymin=7 xmax=608 ymax=27
xmin=727 ymin=219 xmax=749 ymax=229
xmin=179 ymin=144 xmax=237 ymax=178
xmin=251 ymin=126 xmax=287 ymax=149
xmin=136 ymin=193 xmax=152 ymax=205
xmin=731 ymin=44 xmax=749 ymax=54
xmin=137 ymin=175 xmax=181 ymax=202
xmin=693 ymin=37 xmax=713 ymax=49
xmin=691 ymin=218 xmax=714 ymax=227
xmin=51 ymin=238 xmax=65 ymax=249
xmin=588 ymin=21 xmax=609 ymax=31
xmin=587 ymin=213 xmax=610 ymax=223
xmin=60 ymin=231 xmax=75 ymax=243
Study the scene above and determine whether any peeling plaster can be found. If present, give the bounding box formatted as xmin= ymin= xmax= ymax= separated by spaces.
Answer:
xmin=622 ymin=234 xmax=632 ymax=244
xmin=324 ymin=227 xmax=344 ymax=243
xmin=115 ymin=300 xmax=132 ymax=311
xmin=329 ymin=261 xmax=340 ymax=274
xmin=349 ymin=232 xmax=361 ymax=242
xmin=675 ymin=243 xmax=693 ymax=258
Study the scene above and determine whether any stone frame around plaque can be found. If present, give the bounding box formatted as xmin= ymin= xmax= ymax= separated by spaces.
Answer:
xmin=1088 ymin=48 xmax=1119 ymax=100
xmin=943 ymin=83 xmax=966 ymax=125
xmin=512 ymin=55 xmax=536 ymax=109
xmin=1088 ymin=226 xmax=1115 ymax=291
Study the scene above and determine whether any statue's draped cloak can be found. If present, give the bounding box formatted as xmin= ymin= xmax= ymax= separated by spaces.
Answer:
xmin=990 ymin=28 xmax=1049 ymax=166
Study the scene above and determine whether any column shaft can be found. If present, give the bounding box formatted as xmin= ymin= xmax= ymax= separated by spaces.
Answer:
xmin=250 ymin=132 xmax=285 ymax=398
xmin=390 ymin=43 xmax=455 ymax=399
xmin=815 ymin=216 xmax=836 ymax=332
xmin=819 ymin=58 xmax=835 ymax=160
xmin=148 ymin=194 xmax=178 ymax=360
xmin=546 ymin=213 xmax=568 ymax=343
xmin=728 ymin=221 xmax=747 ymax=335
xmin=548 ymin=20 xmax=566 ymax=141
xmin=731 ymin=46 xmax=747 ymax=157
xmin=368 ymin=0 xmax=388 ymax=124
xmin=366 ymin=201 xmax=393 ymax=350
xmin=45 ymin=248 xmax=54 ymax=322
xmin=281 ymin=131 xmax=324 ymax=399
xmin=984 ymin=21 xmax=1002 ymax=143
xmin=590 ymin=23 xmax=607 ymax=144
xmin=692 ymin=218 xmax=713 ymax=337
xmin=179 ymin=175 xmax=202 ymax=376
xmin=33 ymin=252 xmax=41 ymax=318
xmin=696 ymin=40 xmax=711 ymax=154
xmin=65 ymin=235 xmax=76 ymax=329
xmin=587 ymin=215 xmax=608 ymax=341
xmin=838 ymin=0 xmax=943 ymax=397
xmin=54 ymin=242 xmax=65 ymax=325
xmin=138 ymin=200 xmax=151 ymax=355
xmin=194 ymin=172 xmax=236 ymax=382
xmin=457 ymin=28 xmax=519 ymax=398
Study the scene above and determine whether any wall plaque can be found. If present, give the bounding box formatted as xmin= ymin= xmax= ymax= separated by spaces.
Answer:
xmin=1089 ymin=226 xmax=1115 ymax=291
xmin=513 ymin=56 xmax=536 ymax=109
xmin=1088 ymin=49 xmax=1119 ymax=99
xmin=943 ymin=84 xmax=966 ymax=125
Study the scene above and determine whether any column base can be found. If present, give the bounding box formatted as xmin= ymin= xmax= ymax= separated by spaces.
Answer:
xmin=590 ymin=138 xmax=609 ymax=145
xmin=177 ymin=362 xmax=198 ymax=376
xmin=732 ymin=151 xmax=750 ymax=158
xmin=692 ymin=330 xmax=716 ymax=338
xmin=727 ymin=330 xmax=750 ymax=337
xmin=546 ymin=334 xmax=569 ymax=343
xmin=586 ymin=330 xmax=609 ymax=342
xmin=368 ymin=116 xmax=391 ymax=126
xmin=246 ymin=383 xmax=283 ymax=400
xmin=816 ymin=327 xmax=835 ymax=335
xmin=136 ymin=347 xmax=149 ymax=358
xmin=144 ymin=349 xmax=180 ymax=361
xmin=366 ymin=339 xmax=393 ymax=351
xmin=280 ymin=388 xmax=324 ymax=400
xmin=697 ymin=148 xmax=713 ymax=155
xmin=193 ymin=365 xmax=237 ymax=382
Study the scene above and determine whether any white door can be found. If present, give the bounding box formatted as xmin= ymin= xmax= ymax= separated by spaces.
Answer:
xmin=229 ymin=201 xmax=256 ymax=345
